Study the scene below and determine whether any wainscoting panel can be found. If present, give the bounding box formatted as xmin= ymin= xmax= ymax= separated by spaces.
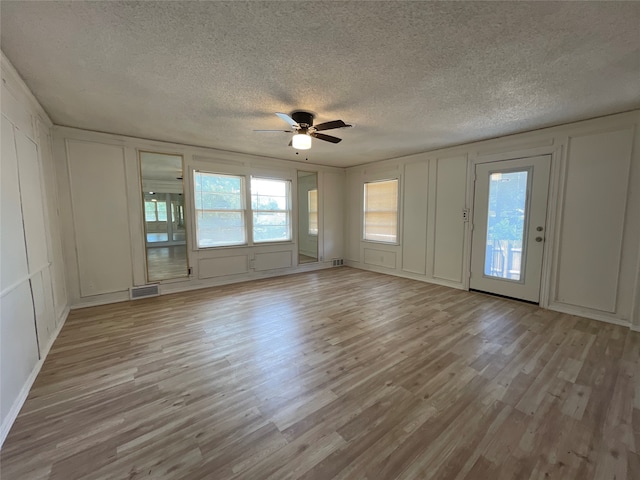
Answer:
xmin=402 ymin=161 xmax=429 ymax=275
xmin=364 ymin=248 xmax=397 ymax=269
xmin=254 ymin=251 xmax=293 ymax=271
xmin=555 ymin=127 xmax=634 ymax=313
xmin=198 ymin=255 xmax=249 ymax=279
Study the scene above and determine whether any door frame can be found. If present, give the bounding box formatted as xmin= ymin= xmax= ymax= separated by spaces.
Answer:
xmin=464 ymin=145 xmax=564 ymax=307
xmin=469 ymin=156 xmax=550 ymax=302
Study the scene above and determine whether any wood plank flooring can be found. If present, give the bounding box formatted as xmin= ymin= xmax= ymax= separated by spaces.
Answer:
xmin=2 ymin=267 xmax=639 ymax=479
xmin=146 ymin=245 xmax=188 ymax=281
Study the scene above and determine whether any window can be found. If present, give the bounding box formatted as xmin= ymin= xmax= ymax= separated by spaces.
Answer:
xmin=144 ymin=200 xmax=158 ymax=222
xmin=157 ymin=201 xmax=167 ymax=222
xmin=193 ymin=173 xmax=292 ymax=247
xmin=308 ymin=189 xmax=318 ymax=235
xmin=251 ymin=177 xmax=292 ymax=243
xmin=193 ymin=172 xmax=246 ymax=247
xmin=144 ymin=198 xmax=167 ymax=222
xmin=485 ymin=170 xmax=528 ymax=281
xmin=363 ymin=179 xmax=398 ymax=243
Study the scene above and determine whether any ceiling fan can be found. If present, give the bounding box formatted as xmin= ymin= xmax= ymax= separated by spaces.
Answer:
xmin=255 ymin=111 xmax=352 ymax=150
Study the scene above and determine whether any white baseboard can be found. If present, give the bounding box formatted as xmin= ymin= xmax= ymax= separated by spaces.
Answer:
xmin=69 ymin=262 xmax=334 ymax=307
xmin=70 ymin=290 xmax=130 ymax=309
xmin=160 ymin=262 xmax=332 ymax=295
xmin=344 ymin=260 xmax=465 ymax=291
xmin=346 ymin=261 xmax=637 ymax=331
xmin=547 ymin=302 xmax=631 ymax=329
xmin=0 ymin=305 xmax=70 ymax=447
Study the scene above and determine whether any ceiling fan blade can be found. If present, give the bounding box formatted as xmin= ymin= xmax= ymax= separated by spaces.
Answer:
xmin=313 ymin=120 xmax=351 ymax=131
xmin=275 ymin=112 xmax=300 ymax=128
xmin=311 ymin=132 xmax=342 ymax=144
xmin=253 ymin=130 xmax=293 ymax=133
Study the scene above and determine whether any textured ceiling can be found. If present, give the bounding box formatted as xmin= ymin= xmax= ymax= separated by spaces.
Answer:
xmin=2 ymin=1 xmax=639 ymax=167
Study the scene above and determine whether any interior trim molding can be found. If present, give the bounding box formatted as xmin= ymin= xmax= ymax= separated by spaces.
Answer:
xmin=547 ymin=301 xmax=631 ymax=329
xmin=68 ymin=262 xmax=334 ymax=309
xmin=54 ymin=125 xmax=346 ymax=174
xmin=345 ymin=260 xmax=466 ymax=291
xmin=0 ymin=53 xmax=53 ymax=128
xmin=0 ymin=262 xmax=53 ymax=299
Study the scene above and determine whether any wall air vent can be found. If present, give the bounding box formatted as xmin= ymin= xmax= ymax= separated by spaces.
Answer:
xmin=332 ymin=259 xmax=344 ymax=267
xmin=129 ymin=284 xmax=160 ymax=300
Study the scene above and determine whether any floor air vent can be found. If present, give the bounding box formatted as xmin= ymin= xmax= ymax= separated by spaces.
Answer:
xmin=130 ymin=284 xmax=160 ymax=300
xmin=332 ymin=259 xmax=344 ymax=267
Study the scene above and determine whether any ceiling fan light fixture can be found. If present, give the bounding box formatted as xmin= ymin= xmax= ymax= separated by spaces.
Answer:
xmin=292 ymin=133 xmax=311 ymax=150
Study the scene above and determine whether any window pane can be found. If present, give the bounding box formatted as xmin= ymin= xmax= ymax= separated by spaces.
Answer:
xmin=254 ymin=225 xmax=290 ymax=243
xmin=193 ymin=171 xmax=246 ymax=248
xmin=251 ymin=178 xmax=289 ymax=211
xmin=251 ymin=177 xmax=291 ymax=243
xmin=253 ymin=212 xmax=290 ymax=242
xmin=364 ymin=179 xmax=398 ymax=243
xmin=144 ymin=201 xmax=157 ymax=222
xmin=194 ymin=173 xmax=243 ymax=210
xmin=484 ymin=170 xmax=528 ymax=281
xmin=157 ymin=202 xmax=167 ymax=222
xmin=196 ymin=211 xmax=246 ymax=247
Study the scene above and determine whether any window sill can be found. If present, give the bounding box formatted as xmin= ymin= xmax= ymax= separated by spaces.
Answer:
xmin=361 ymin=239 xmax=401 ymax=246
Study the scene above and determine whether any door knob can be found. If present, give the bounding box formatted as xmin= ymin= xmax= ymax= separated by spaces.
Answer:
xmin=536 ymin=226 xmax=543 ymax=232
xmin=535 ymin=236 xmax=543 ymax=242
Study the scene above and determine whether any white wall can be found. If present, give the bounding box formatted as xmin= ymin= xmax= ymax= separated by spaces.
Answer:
xmin=345 ymin=155 xmax=469 ymax=289
xmin=0 ymin=54 xmax=68 ymax=444
xmin=53 ymin=127 xmax=346 ymax=307
xmin=345 ymin=111 xmax=640 ymax=330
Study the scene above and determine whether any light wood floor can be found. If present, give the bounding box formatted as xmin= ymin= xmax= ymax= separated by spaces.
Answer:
xmin=146 ymin=245 xmax=188 ymax=281
xmin=298 ymin=254 xmax=318 ymax=265
xmin=2 ymin=268 xmax=638 ymax=479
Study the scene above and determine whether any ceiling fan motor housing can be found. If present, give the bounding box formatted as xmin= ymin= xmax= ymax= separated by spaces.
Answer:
xmin=291 ymin=111 xmax=315 ymax=128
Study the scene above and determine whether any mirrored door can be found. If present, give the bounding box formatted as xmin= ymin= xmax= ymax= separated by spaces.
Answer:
xmin=297 ymin=171 xmax=318 ymax=264
xmin=140 ymin=151 xmax=189 ymax=281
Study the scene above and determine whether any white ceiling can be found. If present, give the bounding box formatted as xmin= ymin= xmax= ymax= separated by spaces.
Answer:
xmin=2 ymin=1 xmax=639 ymax=168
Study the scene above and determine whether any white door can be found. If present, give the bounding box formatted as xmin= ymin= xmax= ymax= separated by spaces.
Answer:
xmin=470 ymin=155 xmax=551 ymax=303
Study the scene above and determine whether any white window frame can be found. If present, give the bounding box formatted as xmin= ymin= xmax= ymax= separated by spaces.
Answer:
xmin=193 ymin=171 xmax=247 ymax=248
xmin=250 ymin=176 xmax=292 ymax=244
xmin=363 ymin=178 xmax=400 ymax=244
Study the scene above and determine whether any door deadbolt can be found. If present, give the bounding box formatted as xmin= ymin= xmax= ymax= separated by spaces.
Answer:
xmin=535 ymin=236 xmax=543 ymax=242
xmin=536 ymin=226 xmax=543 ymax=231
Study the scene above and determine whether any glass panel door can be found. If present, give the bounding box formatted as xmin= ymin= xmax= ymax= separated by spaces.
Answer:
xmin=470 ymin=155 xmax=551 ymax=303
